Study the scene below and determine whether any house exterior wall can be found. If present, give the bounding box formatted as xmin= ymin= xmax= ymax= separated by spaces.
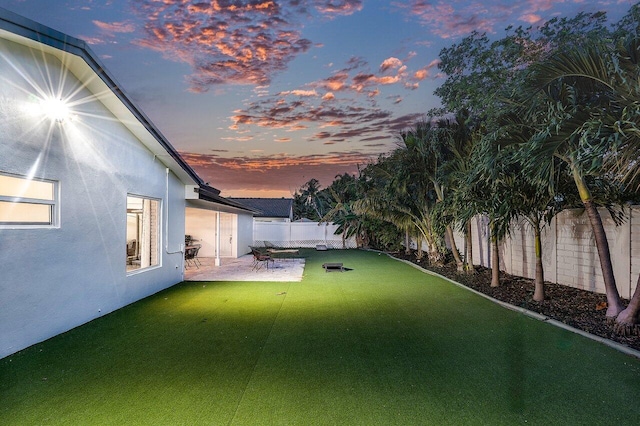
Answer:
xmin=0 ymin=37 xmax=187 ymax=358
xmin=455 ymin=207 xmax=640 ymax=299
xmin=236 ymin=212 xmax=254 ymax=256
xmin=185 ymin=207 xmax=216 ymax=257
xmin=185 ymin=208 xmax=253 ymax=258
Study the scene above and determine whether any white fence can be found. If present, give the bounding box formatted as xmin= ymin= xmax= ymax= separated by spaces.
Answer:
xmin=253 ymin=221 xmax=357 ymax=249
xmin=451 ymin=206 xmax=640 ymax=299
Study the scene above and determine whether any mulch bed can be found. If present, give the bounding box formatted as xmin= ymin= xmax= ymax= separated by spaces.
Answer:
xmin=391 ymin=252 xmax=640 ymax=352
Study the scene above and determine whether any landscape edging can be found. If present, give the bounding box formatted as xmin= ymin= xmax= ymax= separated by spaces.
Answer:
xmin=375 ymin=250 xmax=640 ymax=360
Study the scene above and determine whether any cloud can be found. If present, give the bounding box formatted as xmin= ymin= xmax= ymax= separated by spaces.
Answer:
xmin=316 ymin=0 xmax=364 ymax=16
xmin=380 ymin=57 xmax=403 ymax=72
xmin=92 ymin=20 xmax=135 ymax=33
xmin=227 ymin=51 xmax=432 ymax=144
xmin=131 ymin=0 xmax=364 ymax=91
xmin=180 ymin=150 xmax=372 ymax=196
xmin=519 ymin=13 xmax=542 ymax=24
xmin=394 ymin=0 xmax=583 ymax=39
xmin=280 ymin=89 xmax=319 ymax=97
xmin=322 ymin=92 xmax=336 ymax=101
xmin=307 ymin=55 xmax=434 ymax=99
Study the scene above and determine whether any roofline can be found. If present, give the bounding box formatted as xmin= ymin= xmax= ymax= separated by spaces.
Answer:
xmin=0 ymin=7 xmax=204 ymax=186
xmin=198 ymin=187 xmax=259 ymax=214
xmin=227 ymin=197 xmax=293 ymax=217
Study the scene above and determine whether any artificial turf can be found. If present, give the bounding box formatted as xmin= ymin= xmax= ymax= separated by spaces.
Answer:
xmin=2 ymin=249 xmax=639 ymax=425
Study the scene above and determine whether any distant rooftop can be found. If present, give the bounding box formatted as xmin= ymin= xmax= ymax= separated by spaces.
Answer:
xmin=229 ymin=198 xmax=293 ymax=219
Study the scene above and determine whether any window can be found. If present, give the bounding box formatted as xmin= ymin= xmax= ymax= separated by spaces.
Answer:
xmin=0 ymin=172 xmax=58 ymax=227
xmin=126 ymin=195 xmax=160 ymax=272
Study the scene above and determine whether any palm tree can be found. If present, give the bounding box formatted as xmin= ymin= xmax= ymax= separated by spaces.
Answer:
xmin=296 ymin=178 xmax=329 ymax=221
xmin=401 ymin=118 xmax=470 ymax=270
xmin=354 ymin=150 xmax=444 ymax=263
xmin=465 ymin=140 xmax=519 ymax=287
xmin=320 ymin=177 xmax=367 ymax=249
xmin=520 ymin=37 xmax=640 ymax=320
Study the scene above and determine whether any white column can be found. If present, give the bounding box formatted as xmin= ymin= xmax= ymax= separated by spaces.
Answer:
xmin=215 ymin=211 xmax=221 ymax=266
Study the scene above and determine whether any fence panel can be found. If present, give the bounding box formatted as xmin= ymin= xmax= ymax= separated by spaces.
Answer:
xmin=454 ymin=206 xmax=639 ymax=298
xmin=253 ymin=222 xmax=357 ymax=249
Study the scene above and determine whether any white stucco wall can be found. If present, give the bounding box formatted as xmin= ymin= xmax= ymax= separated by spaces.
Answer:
xmin=185 ymin=207 xmax=253 ymax=258
xmin=185 ymin=207 xmax=217 ymax=257
xmin=0 ymin=36 xmax=188 ymax=358
xmin=236 ymin=212 xmax=254 ymax=256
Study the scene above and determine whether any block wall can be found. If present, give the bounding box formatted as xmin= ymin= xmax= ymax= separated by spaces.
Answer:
xmin=459 ymin=206 xmax=639 ymax=299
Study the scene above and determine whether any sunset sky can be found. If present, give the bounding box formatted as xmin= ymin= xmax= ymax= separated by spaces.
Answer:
xmin=3 ymin=0 xmax=634 ymax=197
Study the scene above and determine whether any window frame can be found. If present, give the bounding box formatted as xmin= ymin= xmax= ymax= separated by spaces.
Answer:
xmin=0 ymin=172 xmax=59 ymax=229
xmin=126 ymin=194 xmax=161 ymax=274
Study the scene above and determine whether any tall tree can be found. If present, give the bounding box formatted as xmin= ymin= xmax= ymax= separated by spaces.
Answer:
xmin=293 ymin=178 xmax=329 ymax=221
xmin=523 ymin=14 xmax=640 ymax=330
xmin=320 ymin=173 xmax=369 ymax=248
xmin=519 ymin=33 xmax=639 ymax=319
xmin=401 ymin=118 xmax=468 ymax=270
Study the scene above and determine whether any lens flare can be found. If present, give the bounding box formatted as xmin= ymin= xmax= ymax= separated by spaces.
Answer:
xmin=40 ymin=97 xmax=70 ymax=123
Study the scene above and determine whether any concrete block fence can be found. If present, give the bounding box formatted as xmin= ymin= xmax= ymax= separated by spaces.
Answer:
xmin=452 ymin=206 xmax=640 ymax=299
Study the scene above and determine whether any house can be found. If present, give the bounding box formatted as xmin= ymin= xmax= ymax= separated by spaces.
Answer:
xmin=0 ymin=8 xmax=252 ymax=359
xmin=229 ymin=198 xmax=294 ymax=222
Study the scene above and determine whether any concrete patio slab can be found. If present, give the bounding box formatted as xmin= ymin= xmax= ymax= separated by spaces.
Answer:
xmin=184 ymin=255 xmax=305 ymax=282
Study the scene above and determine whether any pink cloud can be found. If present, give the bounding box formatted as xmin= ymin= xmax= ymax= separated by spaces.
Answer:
xmin=93 ymin=20 xmax=135 ymax=33
xmin=380 ymin=57 xmax=403 ymax=72
xmin=180 ymin=150 xmax=372 ymax=196
xmin=315 ymin=0 xmax=364 ymax=16
xmin=520 ymin=13 xmax=542 ymax=24
xmin=132 ymin=0 xmax=364 ymax=91
xmin=395 ymin=0 xmax=608 ymax=40
xmin=280 ymin=89 xmax=319 ymax=97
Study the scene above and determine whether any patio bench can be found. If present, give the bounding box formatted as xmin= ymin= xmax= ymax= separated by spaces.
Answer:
xmin=322 ymin=262 xmax=344 ymax=272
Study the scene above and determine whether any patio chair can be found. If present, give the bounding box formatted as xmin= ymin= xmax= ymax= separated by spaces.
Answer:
xmin=251 ymin=248 xmax=273 ymax=271
xmin=192 ymin=246 xmax=202 ymax=267
xmin=185 ymin=247 xmax=198 ymax=269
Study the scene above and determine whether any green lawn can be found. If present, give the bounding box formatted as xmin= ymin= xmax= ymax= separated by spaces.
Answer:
xmin=2 ymin=250 xmax=639 ymax=425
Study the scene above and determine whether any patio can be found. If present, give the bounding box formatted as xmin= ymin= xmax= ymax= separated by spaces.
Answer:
xmin=184 ymin=254 xmax=306 ymax=282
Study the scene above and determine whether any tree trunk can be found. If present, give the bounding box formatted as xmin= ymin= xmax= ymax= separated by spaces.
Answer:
xmin=614 ymin=277 xmax=640 ymax=335
xmin=573 ymin=168 xmax=623 ymax=318
xmin=490 ymin=231 xmax=500 ymax=288
xmin=405 ymin=229 xmax=411 ymax=255
xmin=446 ymin=225 xmax=464 ymax=272
xmin=532 ymin=224 xmax=545 ymax=302
xmin=465 ymin=220 xmax=474 ymax=274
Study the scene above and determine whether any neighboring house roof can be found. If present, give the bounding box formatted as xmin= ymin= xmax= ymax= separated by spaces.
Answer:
xmin=229 ymin=198 xmax=293 ymax=219
xmin=198 ymin=187 xmax=259 ymax=213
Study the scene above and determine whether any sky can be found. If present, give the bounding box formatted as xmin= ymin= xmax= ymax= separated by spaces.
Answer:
xmin=2 ymin=0 xmax=635 ymax=197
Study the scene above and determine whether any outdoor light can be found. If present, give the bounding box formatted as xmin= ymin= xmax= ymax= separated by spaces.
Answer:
xmin=40 ymin=97 xmax=71 ymax=123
